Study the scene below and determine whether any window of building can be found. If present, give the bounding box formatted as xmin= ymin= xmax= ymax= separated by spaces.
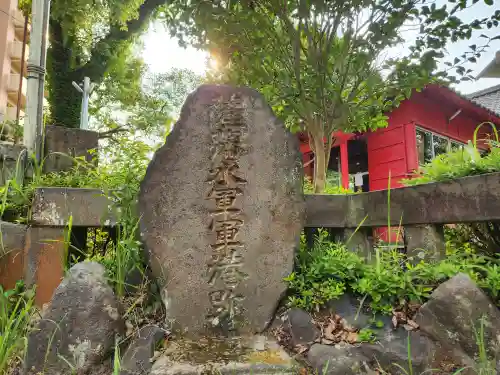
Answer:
xmin=416 ymin=127 xmax=465 ymax=165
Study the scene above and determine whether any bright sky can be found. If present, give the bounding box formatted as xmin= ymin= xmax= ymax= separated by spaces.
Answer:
xmin=142 ymin=4 xmax=500 ymax=95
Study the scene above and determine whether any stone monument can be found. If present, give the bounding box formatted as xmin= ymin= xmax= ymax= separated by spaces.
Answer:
xmin=139 ymin=85 xmax=304 ymax=337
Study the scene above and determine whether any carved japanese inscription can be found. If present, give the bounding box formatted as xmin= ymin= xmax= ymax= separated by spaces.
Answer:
xmin=139 ymin=85 xmax=304 ymax=337
xmin=206 ymin=94 xmax=248 ymax=329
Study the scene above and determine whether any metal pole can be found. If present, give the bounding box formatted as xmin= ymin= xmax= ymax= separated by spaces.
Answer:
xmin=81 ymin=77 xmax=90 ymax=130
xmin=16 ymin=13 xmax=29 ymax=126
xmin=24 ymin=0 xmax=51 ymax=160
xmin=72 ymin=77 xmax=95 ymax=130
xmin=35 ymin=0 xmax=51 ymax=161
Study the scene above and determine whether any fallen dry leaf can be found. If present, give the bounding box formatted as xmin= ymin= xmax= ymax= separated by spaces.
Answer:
xmin=406 ymin=319 xmax=419 ymax=329
xmin=321 ymin=338 xmax=335 ymax=345
xmin=346 ymin=332 xmax=358 ymax=344
xmin=295 ymin=344 xmax=309 ymax=355
xmin=324 ymin=320 xmax=337 ymax=340
xmin=392 ymin=315 xmax=398 ymax=328
xmin=403 ymin=324 xmax=414 ymax=331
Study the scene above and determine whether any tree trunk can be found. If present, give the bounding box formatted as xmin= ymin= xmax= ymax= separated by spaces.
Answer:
xmin=46 ymin=20 xmax=83 ymax=128
xmin=313 ymin=135 xmax=327 ymax=193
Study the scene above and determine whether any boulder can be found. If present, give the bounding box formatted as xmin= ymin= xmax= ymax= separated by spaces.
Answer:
xmin=326 ymin=294 xmax=371 ymax=330
xmin=24 ymin=262 xmax=124 ymax=375
xmin=283 ymin=308 xmax=320 ymax=346
xmin=414 ymin=273 xmax=500 ymax=367
xmin=359 ymin=326 xmax=435 ymax=374
xmin=307 ymin=344 xmax=371 ymax=375
xmin=120 ymin=325 xmax=166 ymax=375
xmin=139 ymin=85 xmax=304 ymax=336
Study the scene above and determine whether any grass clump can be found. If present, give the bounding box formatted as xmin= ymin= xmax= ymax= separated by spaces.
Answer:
xmin=286 ymin=229 xmax=500 ymax=313
xmin=0 ymin=281 xmax=36 ymax=374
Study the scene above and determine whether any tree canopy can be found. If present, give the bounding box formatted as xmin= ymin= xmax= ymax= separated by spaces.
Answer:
xmin=164 ymin=0 xmax=500 ymax=192
xmin=25 ymin=0 xmax=181 ymax=127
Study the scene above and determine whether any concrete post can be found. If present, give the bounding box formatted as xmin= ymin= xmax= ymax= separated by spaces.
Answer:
xmin=404 ymin=224 xmax=446 ymax=264
xmin=343 ymin=228 xmax=373 ymax=262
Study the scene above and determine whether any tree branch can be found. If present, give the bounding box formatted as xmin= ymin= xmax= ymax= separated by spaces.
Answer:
xmin=76 ymin=0 xmax=171 ymax=82
xmin=98 ymin=126 xmax=129 ymax=139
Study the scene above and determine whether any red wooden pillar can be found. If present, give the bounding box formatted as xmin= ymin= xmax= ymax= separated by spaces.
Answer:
xmin=340 ymin=141 xmax=349 ymax=189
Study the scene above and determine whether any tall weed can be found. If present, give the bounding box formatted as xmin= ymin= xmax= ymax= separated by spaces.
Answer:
xmin=0 ymin=283 xmax=35 ymax=374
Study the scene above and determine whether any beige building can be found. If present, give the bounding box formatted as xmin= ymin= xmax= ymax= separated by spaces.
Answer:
xmin=0 ymin=0 xmax=29 ymax=124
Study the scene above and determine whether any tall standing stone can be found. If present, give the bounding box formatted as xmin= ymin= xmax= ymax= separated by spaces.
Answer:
xmin=139 ymin=85 xmax=304 ymax=336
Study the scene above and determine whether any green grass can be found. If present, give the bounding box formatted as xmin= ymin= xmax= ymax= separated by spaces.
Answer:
xmin=0 ymin=283 xmax=35 ymax=374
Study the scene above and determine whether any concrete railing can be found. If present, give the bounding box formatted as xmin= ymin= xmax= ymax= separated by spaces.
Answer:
xmin=2 ymin=171 xmax=500 ymax=307
xmin=0 ymin=126 xmax=99 ymax=306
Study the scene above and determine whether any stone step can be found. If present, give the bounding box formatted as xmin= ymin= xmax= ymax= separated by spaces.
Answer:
xmin=149 ymin=335 xmax=303 ymax=375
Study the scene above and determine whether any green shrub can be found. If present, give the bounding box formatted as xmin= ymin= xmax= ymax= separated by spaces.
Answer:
xmin=286 ymin=229 xmax=500 ymax=313
xmin=403 ymin=123 xmax=500 ymax=257
xmin=303 ymin=175 xmax=355 ymax=195
xmin=0 ymin=137 xmax=152 ymax=298
xmin=403 ymin=122 xmax=500 ymax=186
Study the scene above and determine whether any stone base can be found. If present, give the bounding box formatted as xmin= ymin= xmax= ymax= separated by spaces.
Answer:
xmin=150 ymin=335 xmax=301 ymax=374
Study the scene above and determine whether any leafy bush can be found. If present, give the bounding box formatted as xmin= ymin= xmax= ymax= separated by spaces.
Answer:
xmin=303 ymin=176 xmax=354 ymax=195
xmin=403 ymin=123 xmax=500 ymax=257
xmin=403 ymin=122 xmax=500 ymax=186
xmin=0 ymin=137 xmax=153 ymax=298
xmin=286 ymin=229 xmax=500 ymax=313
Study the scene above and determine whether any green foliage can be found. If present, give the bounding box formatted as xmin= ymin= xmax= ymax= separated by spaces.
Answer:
xmin=286 ymin=229 xmax=500 ymax=313
xmin=93 ymin=68 xmax=204 ymax=143
xmin=165 ymin=0 xmax=497 ymax=193
xmin=404 ymin=122 xmax=500 ymax=186
xmin=404 ymin=122 xmax=500 ymax=257
xmin=358 ymin=328 xmax=376 ymax=343
xmin=303 ymin=176 xmax=354 ymax=195
xmin=0 ymin=281 xmax=35 ymax=374
xmin=0 ymin=134 xmax=154 ymax=298
xmin=285 ymin=230 xmax=365 ymax=310
xmin=42 ymin=0 xmax=191 ymax=127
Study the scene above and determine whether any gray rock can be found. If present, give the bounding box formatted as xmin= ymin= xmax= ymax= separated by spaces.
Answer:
xmin=120 ymin=325 xmax=166 ymax=375
xmin=414 ymin=273 xmax=500 ymax=366
xmin=24 ymin=262 xmax=124 ymax=375
xmin=359 ymin=327 xmax=435 ymax=374
xmin=139 ymin=85 xmax=305 ymax=336
xmin=326 ymin=294 xmax=371 ymax=330
xmin=283 ymin=308 xmax=320 ymax=346
xmin=307 ymin=344 xmax=370 ymax=375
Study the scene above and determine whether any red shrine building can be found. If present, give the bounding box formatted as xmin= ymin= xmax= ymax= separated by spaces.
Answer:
xmin=299 ymin=84 xmax=500 ymax=193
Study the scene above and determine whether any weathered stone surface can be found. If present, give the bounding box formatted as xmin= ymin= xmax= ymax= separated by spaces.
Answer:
xmin=0 ymin=142 xmax=26 ymax=185
xmin=31 ymin=187 xmax=116 ymax=227
xmin=0 ymin=221 xmax=27 ymax=291
xmin=24 ymin=226 xmax=66 ymax=307
xmin=25 ymin=262 xmax=124 ymax=375
xmin=326 ymin=294 xmax=371 ymax=330
xmin=150 ymin=336 xmax=299 ymax=374
xmin=283 ymin=308 xmax=320 ymax=346
xmin=139 ymin=85 xmax=304 ymax=336
xmin=307 ymin=344 xmax=370 ymax=375
xmin=44 ymin=125 xmax=98 ymax=173
xmin=414 ymin=273 xmax=500 ymax=365
xmin=359 ymin=326 xmax=435 ymax=373
xmin=121 ymin=325 xmax=166 ymax=375
xmin=404 ymin=224 xmax=445 ymax=262
xmin=305 ymin=172 xmax=500 ymax=227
